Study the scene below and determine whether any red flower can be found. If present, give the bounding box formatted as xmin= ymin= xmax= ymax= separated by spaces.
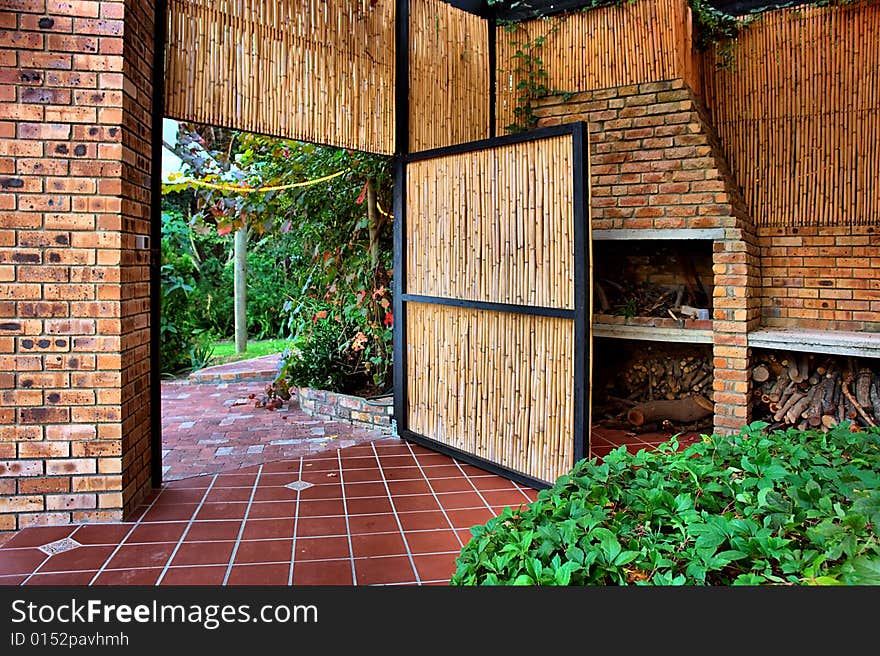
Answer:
xmin=313 ymin=310 xmax=328 ymax=323
xmin=383 ymin=312 xmax=393 ymax=328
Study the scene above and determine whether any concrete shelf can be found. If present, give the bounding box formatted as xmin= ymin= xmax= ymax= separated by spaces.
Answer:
xmin=592 ymin=321 xmax=713 ymax=344
xmin=592 ymin=228 xmax=726 ymax=241
xmin=748 ymin=328 xmax=880 ymax=359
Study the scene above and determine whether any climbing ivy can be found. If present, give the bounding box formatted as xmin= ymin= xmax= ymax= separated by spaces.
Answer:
xmin=502 ymin=25 xmax=556 ymax=133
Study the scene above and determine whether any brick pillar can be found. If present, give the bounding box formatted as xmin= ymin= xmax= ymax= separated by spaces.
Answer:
xmin=0 ymin=0 xmax=155 ymax=533
xmin=700 ymin=125 xmax=761 ymax=436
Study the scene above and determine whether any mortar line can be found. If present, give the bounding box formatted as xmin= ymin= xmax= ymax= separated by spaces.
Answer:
xmin=371 ymin=442 xmax=421 ymax=585
xmin=222 ymin=464 xmax=263 ymax=585
xmin=451 ymin=460 xmax=498 ymax=515
xmin=76 ymin=487 xmax=172 ymax=587
xmin=336 ymin=448 xmax=358 ymax=585
xmin=287 ymin=456 xmax=304 ymax=586
xmin=404 ymin=442 xmax=465 ymax=547
xmin=153 ymin=474 xmax=219 ymax=585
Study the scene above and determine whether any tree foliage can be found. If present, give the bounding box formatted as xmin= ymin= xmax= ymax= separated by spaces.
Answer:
xmin=162 ymin=125 xmax=394 ymax=393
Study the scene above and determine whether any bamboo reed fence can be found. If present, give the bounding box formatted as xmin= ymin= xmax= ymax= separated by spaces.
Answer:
xmin=165 ymin=0 xmax=491 ymax=154
xmin=495 ymin=0 xmax=697 ymax=131
xmin=406 ymin=136 xmax=574 ymax=308
xmin=701 ymin=1 xmax=880 ymax=228
xmin=164 ymin=0 xmax=396 ymax=155
xmin=406 ymin=303 xmax=575 ymax=484
xmin=409 ymin=0 xmax=490 ymax=151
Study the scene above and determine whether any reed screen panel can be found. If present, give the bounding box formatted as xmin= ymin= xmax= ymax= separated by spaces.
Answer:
xmin=409 ymin=0 xmax=491 ymax=151
xmin=406 ymin=304 xmax=575 ymax=484
xmin=495 ymin=0 xmax=695 ymax=132
xmin=701 ymin=2 xmax=880 ymax=228
xmin=400 ymin=127 xmax=587 ymax=485
xmin=165 ymin=0 xmax=395 ymax=155
xmin=406 ymin=135 xmax=574 ymax=309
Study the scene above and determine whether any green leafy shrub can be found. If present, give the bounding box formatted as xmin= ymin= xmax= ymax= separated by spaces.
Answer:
xmin=277 ymin=312 xmax=353 ymax=392
xmin=159 ymin=245 xmax=197 ymax=376
xmin=451 ymin=422 xmax=880 ymax=585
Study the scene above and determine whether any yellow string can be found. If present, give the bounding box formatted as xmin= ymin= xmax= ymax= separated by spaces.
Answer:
xmin=377 ymin=200 xmax=393 ymax=219
xmin=165 ymin=169 xmax=395 ymax=219
xmin=165 ymin=169 xmax=347 ymax=193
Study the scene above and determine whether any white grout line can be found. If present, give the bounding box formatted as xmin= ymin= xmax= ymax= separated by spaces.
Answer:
xmin=336 ymin=449 xmax=358 ymax=585
xmin=370 ymin=441 xmax=421 ymax=585
xmin=511 ymin=481 xmax=537 ymax=503
xmin=153 ymin=474 xmax=220 ymax=586
xmin=405 ymin=442 xmax=465 ymax=548
xmin=221 ymin=464 xmax=263 ymax=585
xmin=451 ymin=460 xmax=498 ymax=515
xmin=71 ymin=488 xmax=172 ymax=587
xmin=287 ymin=456 xmax=304 ymax=586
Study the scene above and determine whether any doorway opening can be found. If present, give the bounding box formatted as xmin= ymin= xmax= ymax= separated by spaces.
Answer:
xmin=157 ymin=120 xmax=393 ymax=480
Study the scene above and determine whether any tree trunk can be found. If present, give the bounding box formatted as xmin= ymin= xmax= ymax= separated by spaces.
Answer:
xmin=234 ymin=227 xmax=247 ymax=354
xmin=366 ymin=179 xmax=380 ymax=271
xmin=365 ymin=178 xmax=387 ymax=378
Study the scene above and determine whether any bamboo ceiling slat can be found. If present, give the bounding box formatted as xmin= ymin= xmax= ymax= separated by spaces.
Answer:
xmin=701 ymin=1 xmax=880 ymax=227
xmin=406 ymin=303 xmax=575 ymax=484
xmin=164 ymin=0 xmax=395 ymax=155
xmin=495 ymin=0 xmax=693 ymax=131
xmin=409 ymin=0 xmax=490 ymax=151
xmin=406 ymin=135 xmax=574 ymax=308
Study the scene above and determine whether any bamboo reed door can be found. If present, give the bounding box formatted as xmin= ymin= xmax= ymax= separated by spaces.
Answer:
xmin=394 ymin=125 xmax=591 ymax=487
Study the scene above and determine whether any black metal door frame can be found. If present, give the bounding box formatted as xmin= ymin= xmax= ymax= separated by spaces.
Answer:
xmin=392 ymin=123 xmax=591 ymax=489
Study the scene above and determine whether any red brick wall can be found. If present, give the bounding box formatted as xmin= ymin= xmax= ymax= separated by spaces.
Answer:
xmin=759 ymin=226 xmax=880 ymax=332
xmin=119 ymin=0 xmax=153 ymax=517
xmin=0 ymin=0 xmax=154 ymax=532
xmin=534 ymin=80 xmax=761 ymax=434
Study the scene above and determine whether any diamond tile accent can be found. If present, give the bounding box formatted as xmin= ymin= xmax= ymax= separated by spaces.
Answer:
xmin=285 ymin=480 xmax=314 ymax=491
xmin=38 ymin=538 xmax=82 ymax=556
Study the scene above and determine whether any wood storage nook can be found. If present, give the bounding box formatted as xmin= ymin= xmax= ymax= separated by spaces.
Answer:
xmin=394 ymin=125 xmax=591 ymax=488
xmin=750 ymin=350 xmax=880 ymax=432
xmin=591 ymin=339 xmax=715 ymax=435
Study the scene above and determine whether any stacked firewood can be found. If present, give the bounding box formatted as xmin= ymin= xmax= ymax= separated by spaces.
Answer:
xmin=752 ymin=352 xmax=880 ymax=431
xmin=620 ymin=353 xmax=714 ymax=401
xmin=596 ymin=350 xmax=715 ymax=432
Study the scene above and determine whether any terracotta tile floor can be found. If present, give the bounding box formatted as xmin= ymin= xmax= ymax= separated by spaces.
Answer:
xmin=0 ymin=438 xmax=539 ymax=586
xmin=161 ymin=379 xmax=386 ymax=480
xmin=2 ymin=337 xmax=702 ymax=588
xmin=0 ymin=427 xmax=701 ymax=586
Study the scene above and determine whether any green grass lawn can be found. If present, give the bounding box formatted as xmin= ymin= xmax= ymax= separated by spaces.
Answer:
xmin=208 ymin=338 xmax=290 ymax=366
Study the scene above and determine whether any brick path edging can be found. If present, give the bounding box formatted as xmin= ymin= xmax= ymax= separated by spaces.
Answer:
xmin=298 ymin=387 xmax=393 ymax=433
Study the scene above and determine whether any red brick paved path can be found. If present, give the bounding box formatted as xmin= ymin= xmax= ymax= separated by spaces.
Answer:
xmin=161 ymin=379 xmax=386 ymax=481
xmin=187 ymin=353 xmax=283 ymax=384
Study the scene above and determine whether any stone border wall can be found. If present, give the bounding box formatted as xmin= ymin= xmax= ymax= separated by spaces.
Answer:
xmin=297 ymin=387 xmax=393 ymax=433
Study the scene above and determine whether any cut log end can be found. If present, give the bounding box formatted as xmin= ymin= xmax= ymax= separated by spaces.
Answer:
xmin=751 ymin=364 xmax=770 ymax=383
